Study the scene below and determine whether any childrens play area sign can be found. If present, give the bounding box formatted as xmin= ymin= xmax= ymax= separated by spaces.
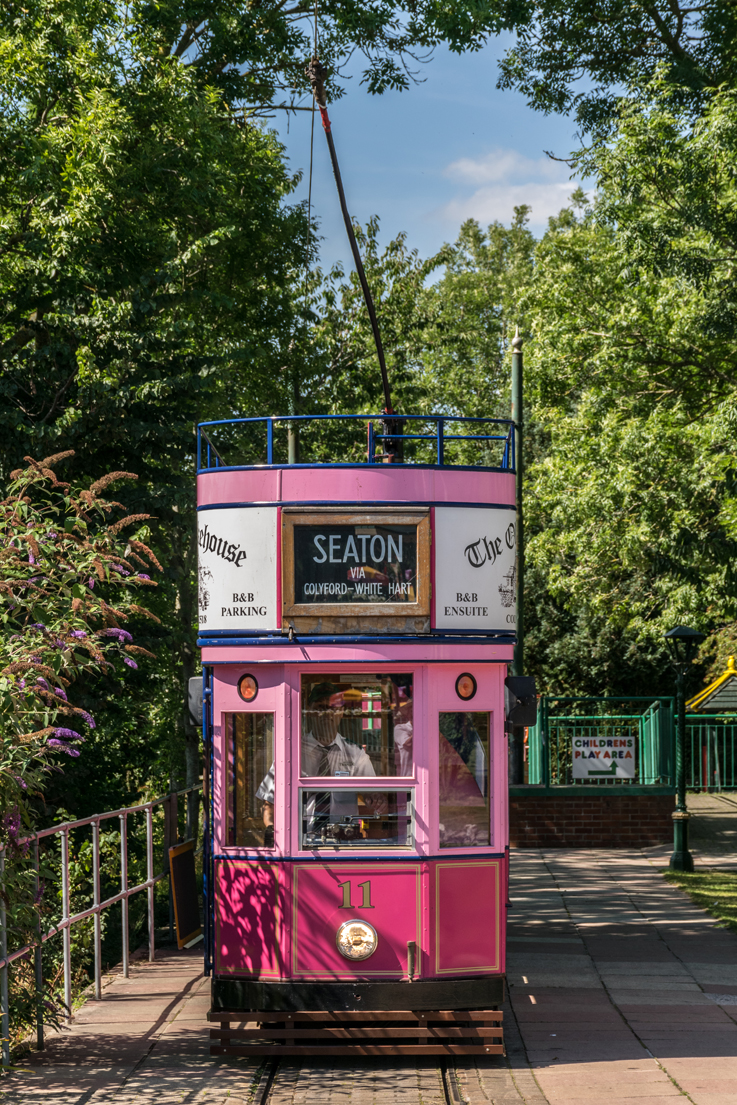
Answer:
xmin=572 ymin=736 xmax=636 ymax=780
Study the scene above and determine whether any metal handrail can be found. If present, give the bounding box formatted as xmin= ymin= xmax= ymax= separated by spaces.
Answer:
xmin=196 ymin=413 xmax=516 ymax=471
xmin=0 ymin=784 xmax=202 ymax=1063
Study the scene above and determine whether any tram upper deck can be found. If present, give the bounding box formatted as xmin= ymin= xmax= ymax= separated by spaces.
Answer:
xmin=198 ymin=413 xmax=517 ymax=1014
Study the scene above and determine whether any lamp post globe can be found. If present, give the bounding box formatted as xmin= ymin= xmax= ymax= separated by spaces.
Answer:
xmin=664 ymin=626 xmax=705 ymax=872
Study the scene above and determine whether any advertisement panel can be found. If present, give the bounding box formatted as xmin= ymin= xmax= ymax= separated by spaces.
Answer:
xmin=197 ymin=507 xmax=277 ymax=631
xmin=434 ymin=506 xmax=516 ymax=632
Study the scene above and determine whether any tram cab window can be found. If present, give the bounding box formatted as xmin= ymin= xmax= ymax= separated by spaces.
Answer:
xmin=300 ymin=790 xmax=413 ymax=849
xmin=225 ymin=713 xmax=274 ymax=848
xmin=438 ymin=712 xmax=490 ymax=848
xmin=300 ymin=674 xmax=413 ymax=778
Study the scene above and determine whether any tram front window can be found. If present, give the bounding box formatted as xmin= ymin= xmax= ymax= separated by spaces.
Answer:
xmin=300 ymin=789 xmax=413 ymax=848
xmin=439 ymin=712 xmax=490 ymax=848
xmin=226 ymin=713 xmax=274 ymax=848
xmin=300 ymin=673 xmax=413 ymax=778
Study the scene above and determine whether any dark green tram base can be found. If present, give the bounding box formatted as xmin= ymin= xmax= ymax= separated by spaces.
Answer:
xmin=211 ymin=975 xmax=505 ymax=1011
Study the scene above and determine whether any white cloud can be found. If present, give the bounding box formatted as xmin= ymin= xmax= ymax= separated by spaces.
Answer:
xmin=444 ymin=148 xmax=566 ymax=186
xmin=433 ymin=146 xmax=586 ymax=228
xmin=440 ymin=182 xmax=583 ymax=226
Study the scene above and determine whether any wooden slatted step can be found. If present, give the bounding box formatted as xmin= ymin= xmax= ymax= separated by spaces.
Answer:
xmin=208 ymin=1009 xmax=504 ymax=1057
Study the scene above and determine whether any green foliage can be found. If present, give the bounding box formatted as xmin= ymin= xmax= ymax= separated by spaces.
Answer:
xmin=127 ymin=0 xmax=504 ymax=108
xmin=493 ymin=0 xmax=737 ymax=131
xmin=0 ymin=454 xmax=161 ymax=1042
xmin=0 ymin=0 xmax=313 ymax=819
xmin=0 ymin=454 xmax=159 ymax=810
xmin=509 ymin=86 xmax=737 ymax=694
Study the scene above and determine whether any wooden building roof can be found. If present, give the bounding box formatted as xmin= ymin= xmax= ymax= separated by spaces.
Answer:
xmin=687 ymin=655 xmax=737 ymax=713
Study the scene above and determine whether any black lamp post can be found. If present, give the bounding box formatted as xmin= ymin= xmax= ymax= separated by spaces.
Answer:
xmin=664 ymin=625 xmax=705 ymax=871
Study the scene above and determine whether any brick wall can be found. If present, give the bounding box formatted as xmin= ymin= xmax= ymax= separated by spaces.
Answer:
xmin=509 ymin=793 xmax=674 ymax=848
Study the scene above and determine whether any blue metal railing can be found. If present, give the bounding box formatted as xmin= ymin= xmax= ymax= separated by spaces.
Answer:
xmin=197 ymin=414 xmax=515 ymax=471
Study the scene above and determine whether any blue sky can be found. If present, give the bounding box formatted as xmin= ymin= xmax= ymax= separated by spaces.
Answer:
xmin=269 ymin=36 xmax=586 ymax=272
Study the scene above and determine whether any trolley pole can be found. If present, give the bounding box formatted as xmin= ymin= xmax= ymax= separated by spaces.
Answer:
xmin=510 ymin=328 xmax=525 ymax=784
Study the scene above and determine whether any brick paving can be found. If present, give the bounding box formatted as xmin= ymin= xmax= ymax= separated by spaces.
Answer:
xmin=2 ymin=794 xmax=736 ymax=1103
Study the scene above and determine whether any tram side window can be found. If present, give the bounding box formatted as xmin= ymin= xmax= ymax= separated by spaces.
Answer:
xmin=226 ymin=713 xmax=274 ymax=848
xmin=300 ymin=790 xmax=413 ymax=849
xmin=439 ymin=712 xmax=490 ymax=848
xmin=300 ymin=673 xmax=413 ymax=778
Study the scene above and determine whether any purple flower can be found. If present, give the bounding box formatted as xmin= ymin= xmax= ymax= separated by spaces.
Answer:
xmin=52 ymin=727 xmax=83 ymax=741
xmin=31 ymin=623 xmax=45 ymax=631
xmin=54 ymin=687 xmax=67 ymax=701
xmin=2 ymin=806 xmax=29 ymax=855
xmin=137 ymin=573 xmax=150 ymax=581
xmin=47 ymin=532 xmax=58 ymax=540
xmin=70 ymin=630 xmax=87 ymax=639
xmin=28 ymin=553 xmax=35 ymax=565
xmin=101 ymin=628 xmax=132 ymax=643
xmin=123 ymin=657 xmax=138 ymax=669
xmin=36 ymin=677 xmax=49 ymax=690
xmin=33 ymin=880 xmax=45 ymax=905
xmin=78 ymin=710 xmax=96 ymax=729
xmin=12 ymin=774 xmax=28 ymax=790
xmin=112 ymin=564 xmax=130 ymax=576
xmin=46 ymin=740 xmax=80 ymax=757
xmin=88 ymin=578 xmax=95 ymax=590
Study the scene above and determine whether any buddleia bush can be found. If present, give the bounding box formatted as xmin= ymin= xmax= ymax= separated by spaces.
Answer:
xmin=0 ymin=452 xmax=160 ymax=1046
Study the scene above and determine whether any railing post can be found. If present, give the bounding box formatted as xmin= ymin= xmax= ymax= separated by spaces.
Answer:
xmin=367 ymin=421 xmax=375 ymax=463
xmin=33 ymin=836 xmax=43 ymax=1050
xmin=146 ymin=806 xmax=155 ymax=963
xmin=542 ymin=698 xmax=551 ymax=788
xmin=92 ymin=819 xmax=102 ymax=1000
xmin=61 ymin=829 xmax=72 ymax=1022
xmin=119 ymin=814 xmax=129 ymax=978
xmin=436 ymin=420 xmax=444 ymax=466
xmin=267 ymin=418 xmax=274 ymax=465
xmin=0 ymin=851 xmax=8 ymax=1066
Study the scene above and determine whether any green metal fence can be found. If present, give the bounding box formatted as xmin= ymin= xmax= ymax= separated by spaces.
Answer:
xmin=526 ymin=697 xmax=737 ymax=790
xmin=527 ymin=697 xmax=674 ymax=787
xmin=686 ymin=717 xmax=737 ymax=790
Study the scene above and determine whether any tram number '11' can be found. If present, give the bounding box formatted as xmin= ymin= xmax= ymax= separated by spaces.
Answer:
xmin=337 ymin=880 xmax=374 ymax=909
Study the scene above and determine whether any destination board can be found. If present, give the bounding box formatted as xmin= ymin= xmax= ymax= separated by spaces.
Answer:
xmin=293 ymin=523 xmax=417 ymax=604
xmin=282 ymin=508 xmax=431 ymax=626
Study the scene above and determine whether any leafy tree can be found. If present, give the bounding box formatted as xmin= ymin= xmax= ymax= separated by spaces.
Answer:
xmin=0 ymin=0 xmax=311 ymax=816
xmin=493 ymin=0 xmax=737 ymax=130
xmin=514 ymin=89 xmax=737 ymax=692
xmin=134 ymin=0 xmax=505 ymax=109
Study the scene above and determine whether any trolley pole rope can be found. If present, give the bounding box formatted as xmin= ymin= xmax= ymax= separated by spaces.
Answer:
xmin=306 ymin=57 xmax=395 ymax=421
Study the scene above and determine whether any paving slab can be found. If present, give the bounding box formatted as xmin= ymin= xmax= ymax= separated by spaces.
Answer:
xmin=507 ymin=836 xmax=737 ymax=1105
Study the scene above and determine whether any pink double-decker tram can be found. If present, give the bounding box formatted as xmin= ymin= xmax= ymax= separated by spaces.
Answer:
xmin=197 ymin=414 xmax=519 ymax=1056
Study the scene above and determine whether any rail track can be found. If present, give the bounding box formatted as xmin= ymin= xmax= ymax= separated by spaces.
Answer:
xmin=250 ymin=1057 xmax=466 ymax=1105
